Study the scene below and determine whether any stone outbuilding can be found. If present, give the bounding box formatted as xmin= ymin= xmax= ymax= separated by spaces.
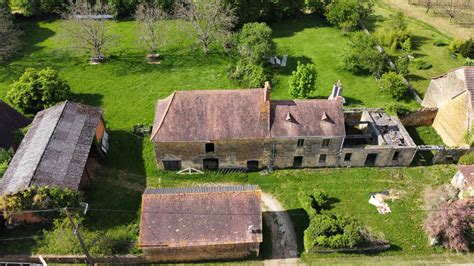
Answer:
xmin=451 ymin=165 xmax=474 ymax=199
xmin=151 ymin=84 xmax=417 ymax=171
xmin=138 ymin=185 xmax=263 ymax=262
xmin=422 ymin=66 xmax=474 ymax=147
xmin=0 ymin=101 xmax=109 ymax=195
xmin=0 ymin=100 xmax=31 ymax=150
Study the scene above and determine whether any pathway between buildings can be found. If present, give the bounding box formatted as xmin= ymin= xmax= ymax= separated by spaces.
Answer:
xmin=262 ymin=193 xmax=300 ymax=266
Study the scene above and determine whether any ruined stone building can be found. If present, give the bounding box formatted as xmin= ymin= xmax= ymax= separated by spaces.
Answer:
xmin=0 ymin=101 xmax=109 ymax=196
xmin=139 ymin=185 xmax=262 ymax=262
xmin=422 ymin=66 xmax=474 ymax=147
xmin=151 ymin=84 xmax=417 ymax=171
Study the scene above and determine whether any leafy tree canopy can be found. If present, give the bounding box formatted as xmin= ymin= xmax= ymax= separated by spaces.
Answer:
xmin=289 ymin=61 xmax=318 ymax=98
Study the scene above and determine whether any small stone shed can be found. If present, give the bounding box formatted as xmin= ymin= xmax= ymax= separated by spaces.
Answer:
xmin=0 ymin=100 xmax=31 ymax=150
xmin=451 ymin=165 xmax=474 ymax=199
xmin=0 ymin=101 xmax=108 ymax=196
xmin=139 ymin=185 xmax=263 ymax=262
xmin=422 ymin=66 xmax=474 ymax=146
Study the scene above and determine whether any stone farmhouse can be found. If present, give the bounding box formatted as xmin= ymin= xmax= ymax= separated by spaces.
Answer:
xmin=422 ymin=66 xmax=474 ymax=147
xmin=0 ymin=101 xmax=109 ymax=196
xmin=0 ymin=100 xmax=31 ymax=150
xmin=151 ymin=83 xmax=417 ymax=171
xmin=138 ymin=185 xmax=262 ymax=262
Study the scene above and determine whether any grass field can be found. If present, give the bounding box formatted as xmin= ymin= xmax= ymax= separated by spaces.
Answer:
xmin=365 ymin=1 xmax=465 ymax=97
xmin=0 ymin=7 xmax=470 ymax=262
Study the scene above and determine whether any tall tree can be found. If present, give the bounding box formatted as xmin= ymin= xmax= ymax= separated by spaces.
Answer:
xmin=62 ymin=0 xmax=115 ymax=63
xmin=135 ymin=2 xmax=171 ymax=60
xmin=175 ymin=0 xmax=237 ymax=55
xmin=342 ymin=31 xmax=385 ymax=77
xmin=325 ymin=0 xmax=374 ymax=31
xmin=289 ymin=62 xmax=318 ymax=98
xmin=0 ymin=5 xmax=21 ymax=65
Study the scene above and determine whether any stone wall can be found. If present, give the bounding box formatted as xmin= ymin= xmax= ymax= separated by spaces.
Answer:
xmin=400 ymin=108 xmax=438 ymax=127
xmin=142 ymin=243 xmax=260 ymax=262
xmin=341 ymin=146 xmax=417 ymax=167
xmin=432 ymin=148 xmax=470 ymax=164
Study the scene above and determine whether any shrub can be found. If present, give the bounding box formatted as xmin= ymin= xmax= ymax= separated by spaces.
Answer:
xmin=6 ymin=68 xmax=70 ymax=113
xmin=465 ymin=58 xmax=474 ymax=66
xmin=411 ymin=58 xmax=432 ymax=70
xmin=424 ymin=200 xmax=473 ymax=252
xmin=459 ymin=152 xmax=474 ymax=165
xmin=234 ymin=22 xmax=275 ymax=64
xmin=386 ymin=103 xmax=413 ymax=118
xmin=449 ymin=39 xmax=465 ymax=54
xmin=433 ymin=38 xmax=448 ymax=46
xmin=0 ymin=186 xmax=83 ymax=223
xmin=230 ymin=59 xmax=267 ymax=88
xmin=379 ymin=72 xmax=408 ymax=99
xmin=325 ymin=0 xmax=374 ymax=31
xmin=304 ymin=213 xmax=362 ymax=251
xmin=343 ymin=31 xmax=386 ymax=76
xmin=289 ymin=62 xmax=317 ymax=98
xmin=395 ymin=55 xmax=410 ymax=75
xmin=459 ymin=38 xmax=474 ymax=59
xmin=378 ymin=29 xmax=410 ymax=51
xmin=299 ymin=188 xmax=329 ymax=216
xmin=0 ymin=147 xmax=13 ymax=164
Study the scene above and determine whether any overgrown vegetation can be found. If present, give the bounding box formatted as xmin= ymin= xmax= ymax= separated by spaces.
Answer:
xmin=343 ymin=31 xmax=385 ymax=76
xmin=0 ymin=147 xmax=14 ymax=176
xmin=325 ymin=0 xmax=374 ymax=32
xmin=458 ymin=152 xmax=474 ymax=165
xmin=289 ymin=62 xmax=317 ymax=98
xmin=0 ymin=5 xmax=21 ymax=65
xmin=6 ymin=67 xmax=70 ymax=113
xmin=379 ymin=71 xmax=408 ymax=100
xmin=386 ymin=103 xmax=414 ymax=118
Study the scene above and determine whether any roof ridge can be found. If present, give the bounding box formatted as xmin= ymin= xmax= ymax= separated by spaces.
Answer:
xmin=150 ymin=92 xmax=176 ymax=141
xmin=27 ymin=101 xmax=68 ymax=188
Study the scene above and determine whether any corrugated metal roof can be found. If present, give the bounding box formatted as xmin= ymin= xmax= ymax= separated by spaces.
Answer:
xmin=0 ymin=100 xmax=31 ymax=149
xmin=0 ymin=101 xmax=102 ymax=195
xmin=144 ymin=185 xmax=260 ymax=195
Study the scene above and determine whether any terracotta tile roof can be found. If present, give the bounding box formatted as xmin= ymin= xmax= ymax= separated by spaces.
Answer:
xmin=151 ymin=89 xmax=345 ymax=141
xmin=0 ymin=100 xmax=31 ymax=149
xmin=458 ymin=165 xmax=474 ymax=186
xmin=151 ymin=89 xmax=270 ymax=142
xmin=139 ymin=185 xmax=262 ymax=248
xmin=0 ymin=101 xmax=102 ymax=195
xmin=270 ymin=98 xmax=345 ymax=138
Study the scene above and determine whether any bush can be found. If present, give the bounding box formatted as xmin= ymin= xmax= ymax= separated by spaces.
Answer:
xmin=325 ymin=0 xmax=374 ymax=31
xmin=433 ymin=38 xmax=448 ymax=46
xmin=424 ymin=200 xmax=473 ymax=252
xmin=459 ymin=38 xmax=474 ymax=59
xmin=465 ymin=58 xmax=474 ymax=66
xmin=0 ymin=186 xmax=83 ymax=223
xmin=6 ymin=68 xmax=70 ymax=113
xmin=379 ymin=72 xmax=408 ymax=99
xmin=304 ymin=213 xmax=362 ymax=251
xmin=289 ymin=62 xmax=317 ymax=98
xmin=378 ymin=29 xmax=410 ymax=51
xmin=449 ymin=39 xmax=465 ymax=54
xmin=459 ymin=152 xmax=474 ymax=165
xmin=395 ymin=55 xmax=410 ymax=75
xmin=0 ymin=147 xmax=14 ymax=164
xmin=234 ymin=22 xmax=275 ymax=64
xmin=299 ymin=188 xmax=329 ymax=216
xmin=343 ymin=31 xmax=386 ymax=76
xmin=386 ymin=103 xmax=413 ymax=118
xmin=411 ymin=58 xmax=432 ymax=70
xmin=230 ymin=59 xmax=267 ymax=88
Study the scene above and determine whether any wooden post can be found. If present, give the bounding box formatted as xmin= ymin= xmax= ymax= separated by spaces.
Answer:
xmin=64 ymin=208 xmax=94 ymax=266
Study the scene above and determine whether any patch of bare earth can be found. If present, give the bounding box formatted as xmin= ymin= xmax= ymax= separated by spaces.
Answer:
xmin=382 ymin=0 xmax=474 ymax=39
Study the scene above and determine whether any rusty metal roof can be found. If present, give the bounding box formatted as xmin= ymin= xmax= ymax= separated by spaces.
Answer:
xmin=139 ymin=185 xmax=263 ymax=248
xmin=0 ymin=100 xmax=31 ymax=149
xmin=151 ymin=89 xmax=346 ymax=142
xmin=270 ymin=98 xmax=345 ymax=138
xmin=0 ymin=101 xmax=102 ymax=195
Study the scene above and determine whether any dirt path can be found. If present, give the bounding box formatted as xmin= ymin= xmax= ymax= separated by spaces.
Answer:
xmin=381 ymin=0 xmax=474 ymax=39
xmin=261 ymin=193 xmax=300 ymax=266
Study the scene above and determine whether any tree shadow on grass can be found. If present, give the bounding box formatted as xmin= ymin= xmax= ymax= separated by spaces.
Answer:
xmin=272 ymin=55 xmax=314 ymax=77
xmin=270 ymin=14 xmax=332 ymax=39
xmin=364 ymin=14 xmax=387 ymax=32
xmin=70 ymin=92 xmax=104 ymax=107
xmin=410 ymin=35 xmax=431 ymax=50
xmin=406 ymin=74 xmax=428 ymax=82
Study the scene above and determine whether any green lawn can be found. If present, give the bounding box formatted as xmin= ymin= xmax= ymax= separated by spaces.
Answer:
xmin=365 ymin=1 xmax=465 ymax=97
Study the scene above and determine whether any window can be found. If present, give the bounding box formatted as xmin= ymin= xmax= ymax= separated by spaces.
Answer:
xmin=203 ymin=158 xmax=219 ymax=171
xmin=322 ymin=139 xmax=330 ymax=148
xmin=205 ymin=143 xmax=215 ymax=153
xmin=365 ymin=153 xmax=377 ymax=166
xmin=392 ymin=151 xmax=400 ymax=161
xmin=344 ymin=153 xmax=352 ymax=162
xmin=293 ymin=156 xmax=303 ymax=168
xmin=247 ymin=160 xmax=259 ymax=171
xmin=297 ymin=139 xmax=305 ymax=147
xmin=319 ymin=154 xmax=327 ymax=164
xmin=163 ymin=160 xmax=182 ymax=171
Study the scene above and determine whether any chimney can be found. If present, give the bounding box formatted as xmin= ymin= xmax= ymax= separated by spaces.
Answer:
xmin=264 ymin=81 xmax=271 ymax=102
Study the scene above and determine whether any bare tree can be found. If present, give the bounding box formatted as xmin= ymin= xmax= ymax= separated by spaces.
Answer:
xmin=175 ymin=0 xmax=237 ymax=55
xmin=422 ymin=0 xmax=435 ymax=13
xmin=62 ymin=0 xmax=115 ymax=63
xmin=135 ymin=3 xmax=171 ymax=63
xmin=424 ymin=199 xmax=474 ymax=252
xmin=439 ymin=0 xmax=467 ymax=22
xmin=0 ymin=6 xmax=21 ymax=65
